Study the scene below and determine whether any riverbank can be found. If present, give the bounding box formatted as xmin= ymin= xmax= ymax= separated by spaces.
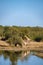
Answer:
xmin=0 ymin=40 xmax=43 ymax=52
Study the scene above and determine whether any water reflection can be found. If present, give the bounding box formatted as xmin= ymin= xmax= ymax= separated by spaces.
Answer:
xmin=31 ymin=51 xmax=43 ymax=58
xmin=0 ymin=51 xmax=30 ymax=65
xmin=0 ymin=50 xmax=43 ymax=65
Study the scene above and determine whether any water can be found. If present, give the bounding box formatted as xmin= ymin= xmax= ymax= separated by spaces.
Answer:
xmin=0 ymin=51 xmax=43 ymax=65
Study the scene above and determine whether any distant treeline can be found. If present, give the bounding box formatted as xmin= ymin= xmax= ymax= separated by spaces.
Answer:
xmin=0 ymin=25 xmax=43 ymax=45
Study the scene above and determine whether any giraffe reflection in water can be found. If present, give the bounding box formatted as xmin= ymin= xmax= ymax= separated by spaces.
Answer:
xmin=0 ymin=50 xmax=43 ymax=65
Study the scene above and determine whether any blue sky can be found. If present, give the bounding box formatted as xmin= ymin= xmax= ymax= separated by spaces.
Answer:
xmin=0 ymin=0 xmax=43 ymax=27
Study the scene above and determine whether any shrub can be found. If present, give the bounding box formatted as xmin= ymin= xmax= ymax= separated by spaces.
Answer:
xmin=34 ymin=36 xmax=42 ymax=42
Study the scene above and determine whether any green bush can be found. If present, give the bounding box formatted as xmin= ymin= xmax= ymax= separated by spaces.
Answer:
xmin=0 ymin=25 xmax=43 ymax=46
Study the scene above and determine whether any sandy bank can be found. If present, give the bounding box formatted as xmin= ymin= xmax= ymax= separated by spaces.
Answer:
xmin=0 ymin=40 xmax=43 ymax=51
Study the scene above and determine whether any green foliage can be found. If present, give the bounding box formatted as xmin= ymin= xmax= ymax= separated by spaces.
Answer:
xmin=0 ymin=25 xmax=43 ymax=46
xmin=34 ymin=36 xmax=42 ymax=42
xmin=0 ymin=25 xmax=4 ymax=37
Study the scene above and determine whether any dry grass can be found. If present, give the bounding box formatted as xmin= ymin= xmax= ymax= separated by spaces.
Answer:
xmin=0 ymin=40 xmax=9 ymax=46
xmin=0 ymin=40 xmax=43 ymax=51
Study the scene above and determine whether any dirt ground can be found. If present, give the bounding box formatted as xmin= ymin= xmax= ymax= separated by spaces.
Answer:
xmin=0 ymin=40 xmax=43 ymax=51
